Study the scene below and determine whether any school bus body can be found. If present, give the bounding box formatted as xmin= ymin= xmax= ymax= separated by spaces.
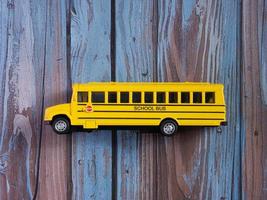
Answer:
xmin=44 ymin=82 xmax=227 ymax=131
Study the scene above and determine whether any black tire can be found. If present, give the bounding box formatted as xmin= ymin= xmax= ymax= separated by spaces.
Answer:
xmin=52 ymin=117 xmax=71 ymax=135
xmin=160 ymin=119 xmax=178 ymax=136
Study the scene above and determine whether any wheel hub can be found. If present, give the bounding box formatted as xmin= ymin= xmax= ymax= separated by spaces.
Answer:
xmin=55 ymin=120 xmax=67 ymax=132
xmin=163 ymin=123 xmax=175 ymax=135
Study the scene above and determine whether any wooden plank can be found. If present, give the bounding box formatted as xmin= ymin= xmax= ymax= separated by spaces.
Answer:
xmin=157 ymin=0 xmax=241 ymax=199
xmin=71 ymin=0 xmax=112 ymax=199
xmin=36 ymin=0 xmax=71 ymax=199
xmin=115 ymin=0 xmax=158 ymax=199
xmin=242 ymin=0 xmax=267 ymax=199
xmin=0 ymin=0 xmax=46 ymax=199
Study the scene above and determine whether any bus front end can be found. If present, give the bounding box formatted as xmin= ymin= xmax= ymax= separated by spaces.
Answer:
xmin=44 ymin=104 xmax=73 ymax=134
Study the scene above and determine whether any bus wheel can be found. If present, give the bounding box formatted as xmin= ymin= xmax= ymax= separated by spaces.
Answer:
xmin=52 ymin=117 xmax=71 ymax=134
xmin=160 ymin=119 xmax=178 ymax=136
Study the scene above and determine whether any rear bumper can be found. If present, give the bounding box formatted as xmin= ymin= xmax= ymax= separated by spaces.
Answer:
xmin=220 ymin=121 xmax=228 ymax=126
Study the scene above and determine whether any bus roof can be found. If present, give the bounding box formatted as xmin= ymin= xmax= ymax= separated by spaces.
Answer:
xmin=73 ymin=82 xmax=223 ymax=87
xmin=72 ymin=82 xmax=224 ymax=92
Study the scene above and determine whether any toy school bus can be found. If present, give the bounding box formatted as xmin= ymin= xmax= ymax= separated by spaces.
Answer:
xmin=44 ymin=82 xmax=227 ymax=136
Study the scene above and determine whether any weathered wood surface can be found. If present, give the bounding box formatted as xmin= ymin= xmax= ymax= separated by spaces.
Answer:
xmin=116 ymin=0 xmax=242 ymax=199
xmin=156 ymin=1 xmax=241 ymax=199
xmin=0 ymin=0 xmax=71 ymax=199
xmin=115 ymin=0 xmax=157 ymax=199
xmin=36 ymin=0 xmax=71 ymax=199
xmin=242 ymin=0 xmax=267 ymax=199
xmin=0 ymin=0 xmax=266 ymax=199
xmin=0 ymin=0 xmax=46 ymax=199
xmin=71 ymin=0 xmax=112 ymax=199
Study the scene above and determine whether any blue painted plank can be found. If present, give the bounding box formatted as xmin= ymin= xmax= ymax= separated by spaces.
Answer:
xmin=71 ymin=0 xmax=112 ymax=199
xmin=0 ymin=0 xmax=47 ymax=199
xmin=157 ymin=0 xmax=241 ymax=199
xmin=115 ymin=0 xmax=157 ymax=199
xmin=36 ymin=0 xmax=71 ymax=199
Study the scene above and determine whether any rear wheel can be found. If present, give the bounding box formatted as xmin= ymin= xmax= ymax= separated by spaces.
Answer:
xmin=52 ymin=117 xmax=71 ymax=134
xmin=160 ymin=119 xmax=178 ymax=136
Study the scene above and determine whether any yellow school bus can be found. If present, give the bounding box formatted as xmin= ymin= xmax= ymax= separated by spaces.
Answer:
xmin=44 ymin=82 xmax=227 ymax=136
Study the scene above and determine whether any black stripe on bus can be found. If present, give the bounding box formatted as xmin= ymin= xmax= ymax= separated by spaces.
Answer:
xmin=78 ymin=117 xmax=161 ymax=120
xmin=77 ymin=117 xmax=223 ymax=121
xmin=91 ymin=103 xmax=225 ymax=106
xmin=92 ymin=110 xmax=224 ymax=114
xmin=77 ymin=103 xmax=87 ymax=105
xmin=177 ymin=118 xmax=225 ymax=120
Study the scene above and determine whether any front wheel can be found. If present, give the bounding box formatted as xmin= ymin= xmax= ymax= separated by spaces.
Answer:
xmin=52 ymin=117 xmax=71 ymax=134
xmin=160 ymin=119 xmax=178 ymax=136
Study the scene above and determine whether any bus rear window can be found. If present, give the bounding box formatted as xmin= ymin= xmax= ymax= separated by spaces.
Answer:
xmin=108 ymin=92 xmax=117 ymax=103
xmin=205 ymin=92 xmax=215 ymax=103
xmin=132 ymin=92 xmax=141 ymax=103
xmin=92 ymin=92 xmax=105 ymax=103
xmin=169 ymin=92 xmax=178 ymax=103
xmin=181 ymin=92 xmax=190 ymax=103
xmin=78 ymin=92 xmax=88 ymax=102
xmin=120 ymin=92 xmax=129 ymax=103
xmin=145 ymin=92 xmax=153 ymax=103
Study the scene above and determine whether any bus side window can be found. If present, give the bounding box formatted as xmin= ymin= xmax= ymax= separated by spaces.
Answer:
xmin=205 ymin=92 xmax=215 ymax=103
xmin=78 ymin=92 xmax=88 ymax=102
xmin=92 ymin=92 xmax=105 ymax=103
xmin=132 ymin=92 xmax=141 ymax=103
xmin=169 ymin=92 xmax=178 ymax=103
xmin=193 ymin=92 xmax=202 ymax=103
xmin=108 ymin=92 xmax=117 ymax=103
xmin=145 ymin=92 xmax=153 ymax=103
xmin=181 ymin=92 xmax=190 ymax=103
xmin=120 ymin=92 xmax=129 ymax=103
xmin=157 ymin=92 xmax=165 ymax=103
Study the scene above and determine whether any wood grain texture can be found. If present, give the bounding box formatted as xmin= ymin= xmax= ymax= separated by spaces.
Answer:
xmin=242 ymin=0 xmax=267 ymax=199
xmin=1 ymin=0 xmax=267 ymax=199
xmin=115 ymin=0 xmax=157 ymax=199
xmin=36 ymin=0 xmax=71 ymax=199
xmin=71 ymin=0 xmax=112 ymax=199
xmin=0 ymin=0 xmax=46 ymax=199
xmin=157 ymin=0 xmax=241 ymax=199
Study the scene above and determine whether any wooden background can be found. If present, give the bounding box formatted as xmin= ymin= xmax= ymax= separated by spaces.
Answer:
xmin=0 ymin=0 xmax=266 ymax=199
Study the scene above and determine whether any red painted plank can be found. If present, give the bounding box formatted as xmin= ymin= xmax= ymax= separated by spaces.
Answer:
xmin=242 ymin=0 xmax=267 ymax=199
xmin=36 ymin=0 xmax=71 ymax=199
